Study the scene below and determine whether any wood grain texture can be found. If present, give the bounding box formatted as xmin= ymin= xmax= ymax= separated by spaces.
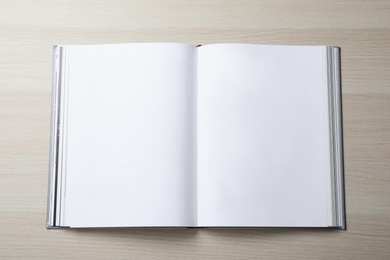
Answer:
xmin=0 ymin=0 xmax=389 ymax=259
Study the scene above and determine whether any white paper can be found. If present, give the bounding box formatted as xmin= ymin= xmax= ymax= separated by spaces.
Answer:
xmin=196 ymin=44 xmax=329 ymax=226
xmin=62 ymin=43 xmax=197 ymax=227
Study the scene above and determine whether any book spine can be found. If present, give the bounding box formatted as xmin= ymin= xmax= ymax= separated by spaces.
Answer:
xmin=46 ymin=46 xmax=64 ymax=228
xmin=327 ymin=46 xmax=346 ymax=229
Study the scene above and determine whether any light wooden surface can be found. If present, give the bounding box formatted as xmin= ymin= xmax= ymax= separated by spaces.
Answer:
xmin=1 ymin=0 xmax=389 ymax=259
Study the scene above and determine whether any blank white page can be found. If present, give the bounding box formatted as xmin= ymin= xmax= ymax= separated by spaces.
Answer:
xmin=197 ymin=44 xmax=329 ymax=227
xmin=62 ymin=43 xmax=196 ymax=227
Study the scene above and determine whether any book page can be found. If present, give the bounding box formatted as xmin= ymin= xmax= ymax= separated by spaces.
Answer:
xmin=197 ymin=44 xmax=329 ymax=226
xmin=62 ymin=43 xmax=196 ymax=227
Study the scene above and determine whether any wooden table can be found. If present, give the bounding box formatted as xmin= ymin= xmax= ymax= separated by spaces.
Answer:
xmin=1 ymin=1 xmax=389 ymax=258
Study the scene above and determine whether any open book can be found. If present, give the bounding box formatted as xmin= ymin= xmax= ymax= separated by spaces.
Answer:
xmin=47 ymin=43 xmax=345 ymax=228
